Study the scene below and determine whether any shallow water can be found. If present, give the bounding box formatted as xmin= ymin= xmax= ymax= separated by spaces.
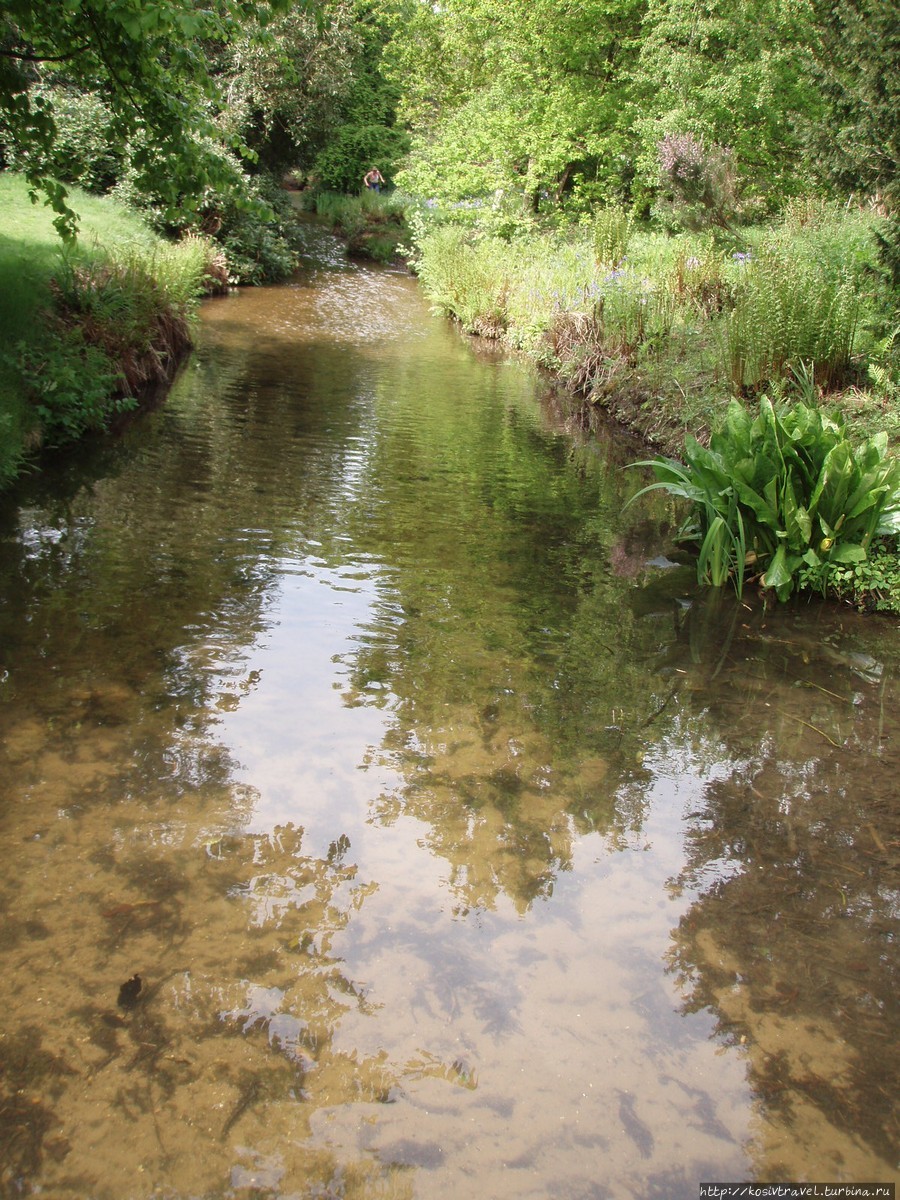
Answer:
xmin=0 ymin=223 xmax=897 ymax=1199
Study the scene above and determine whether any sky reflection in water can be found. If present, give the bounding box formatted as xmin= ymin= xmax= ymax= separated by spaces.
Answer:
xmin=0 ymin=223 xmax=896 ymax=1199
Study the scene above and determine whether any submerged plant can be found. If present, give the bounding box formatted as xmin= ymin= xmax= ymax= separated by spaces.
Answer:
xmin=629 ymin=397 xmax=900 ymax=601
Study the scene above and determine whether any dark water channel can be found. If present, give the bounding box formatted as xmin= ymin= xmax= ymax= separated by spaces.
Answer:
xmin=0 ymin=222 xmax=897 ymax=1199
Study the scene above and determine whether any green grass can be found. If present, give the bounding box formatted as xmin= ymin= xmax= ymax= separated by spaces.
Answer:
xmin=0 ymin=174 xmax=216 ymax=486
xmin=0 ymin=174 xmax=162 ymax=483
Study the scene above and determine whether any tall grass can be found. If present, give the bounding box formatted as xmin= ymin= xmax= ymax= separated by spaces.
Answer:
xmin=313 ymin=190 xmax=410 ymax=262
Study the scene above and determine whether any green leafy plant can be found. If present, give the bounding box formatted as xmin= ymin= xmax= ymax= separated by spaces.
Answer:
xmin=10 ymin=331 xmax=128 ymax=447
xmin=798 ymin=538 xmax=900 ymax=613
xmin=629 ymin=397 xmax=900 ymax=601
xmin=593 ymin=207 xmax=632 ymax=269
xmin=723 ymin=245 xmax=860 ymax=392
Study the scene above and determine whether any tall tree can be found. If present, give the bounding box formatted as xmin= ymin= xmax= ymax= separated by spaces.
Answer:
xmin=802 ymin=0 xmax=899 ymax=205
xmin=386 ymin=0 xmax=646 ymax=208
xmin=220 ymin=2 xmax=361 ymax=176
xmin=0 ymin=0 xmax=293 ymax=235
xmin=634 ymin=0 xmax=822 ymax=197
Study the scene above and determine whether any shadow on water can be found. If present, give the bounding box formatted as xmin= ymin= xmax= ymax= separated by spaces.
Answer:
xmin=0 ymin=220 xmax=896 ymax=1198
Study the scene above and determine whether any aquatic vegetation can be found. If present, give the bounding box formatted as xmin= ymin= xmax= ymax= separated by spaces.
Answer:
xmin=630 ymin=397 xmax=900 ymax=602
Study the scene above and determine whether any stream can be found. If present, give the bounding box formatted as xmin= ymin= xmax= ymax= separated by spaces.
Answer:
xmin=0 ymin=220 xmax=897 ymax=1199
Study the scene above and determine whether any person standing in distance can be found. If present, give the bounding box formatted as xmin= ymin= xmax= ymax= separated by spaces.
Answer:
xmin=363 ymin=167 xmax=385 ymax=193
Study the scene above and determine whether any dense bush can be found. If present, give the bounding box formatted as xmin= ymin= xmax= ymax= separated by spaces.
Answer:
xmin=312 ymin=123 xmax=410 ymax=195
xmin=3 ymin=85 xmax=124 ymax=193
xmin=656 ymin=133 xmax=738 ymax=232
xmin=114 ymin=159 xmax=304 ymax=285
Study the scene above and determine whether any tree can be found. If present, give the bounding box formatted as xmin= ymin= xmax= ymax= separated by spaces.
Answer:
xmin=0 ymin=0 xmax=294 ymax=236
xmin=634 ymin=0 xmax=823 ymax=200
xmin=802 ymin=0 xmax=900 ymax=282
xmin=385 ymin=0 xmax=646 ymax=209
xmin=219 ymin=2 xmax=361 ymax=177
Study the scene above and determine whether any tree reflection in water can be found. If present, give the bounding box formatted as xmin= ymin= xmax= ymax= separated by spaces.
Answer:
xmin=665 ymin=595 xmax=899 ymax=1177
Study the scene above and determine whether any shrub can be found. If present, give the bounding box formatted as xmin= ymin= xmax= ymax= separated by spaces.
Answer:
xmin=723 ymin=247 xmax=859 ymax=392
xmin=4 ymin=85 xmax=124 ymax=193
xmin=114 ymin=159 xmax=303 ymax=285
xmin=10 ymin=330 xmax=128 ymax=447
xmin=656 ymin=133 xmax=737 ymax=232
xmin=8 ymin=234 xmax=215 ymax=448
xmin=312 ymin=123 xmax=410 ymax=195
xmin=630 ymin=397 xmax=900 ymax=601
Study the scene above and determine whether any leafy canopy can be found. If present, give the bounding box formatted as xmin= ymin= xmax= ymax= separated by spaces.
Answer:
xmin=0 ymin=0 xmax=297 ymax=236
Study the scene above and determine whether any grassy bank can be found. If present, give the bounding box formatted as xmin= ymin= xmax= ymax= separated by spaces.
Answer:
xmin=309 ymin=189 xmax=411 ymax=264
xmin=403 ymin=196 xmax=900 ymax=612
xmin=407 ymin=199 xmax=899 ymax=454
xmin=0 ymin=173 xmax=226 ymax=488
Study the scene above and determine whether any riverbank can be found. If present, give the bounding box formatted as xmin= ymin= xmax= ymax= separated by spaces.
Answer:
xmin=412 ymin=202 xmax=898 ymax=454
xmin=310 ymin=190 xmax=900 ymax=613
xmin=0 ymin=174 xmax=227 ymax=488
xmin=306 ymin=189 xmax=412 ymax=265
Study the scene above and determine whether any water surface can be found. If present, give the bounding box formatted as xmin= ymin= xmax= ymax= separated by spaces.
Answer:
xmin=0 ymin=223 xmax=897 ymax=1199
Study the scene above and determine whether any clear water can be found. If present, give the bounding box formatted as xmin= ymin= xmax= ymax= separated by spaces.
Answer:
xmin=0 ymin=222 xmax=896 ymax=1199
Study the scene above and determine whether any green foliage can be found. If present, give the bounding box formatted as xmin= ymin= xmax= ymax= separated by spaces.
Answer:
xmin=798 ymin=538 xmax=900 ymax=614
xmin=219 ymin=3 xmax=361 ymax=176
xmin=631 ymin=398 xmax=900 ymax=601
xmin=218 ymin=199 xmax=303 ymax=285
xmin=800 ymin=0 xmax=900 ymax=216
xmin=723 ymin=245 xmax=860 ymax=393
xmin=4 ymin=85 xmax=124 ymax=193
xmin=635 ymin=0 xmax=822 ymax=200
xmin=314 ymin=187 xmax=408 ymax=262
xmin=387 ymin=0 xmax=645 ymax=210
xmin=9 ymin=329 xmax=128 ymax=447
xmin=413 ymin=225 xmax=513 ymax=336
xmin=592 ymin=208 xmax=632 ymax=268
xmin=312 ymin=123 xmax=410 ymax=194
xmin=2 ymin=223 xmax=216 ymax=454
xmin=115 ymin=162 xmax=303 ymax=285
xmin=0 ymin=0 xmax=295 ymax=238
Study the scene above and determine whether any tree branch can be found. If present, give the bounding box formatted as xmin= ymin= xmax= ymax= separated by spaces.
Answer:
xmin=0 ymin=44 xmax=91 ymax=63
